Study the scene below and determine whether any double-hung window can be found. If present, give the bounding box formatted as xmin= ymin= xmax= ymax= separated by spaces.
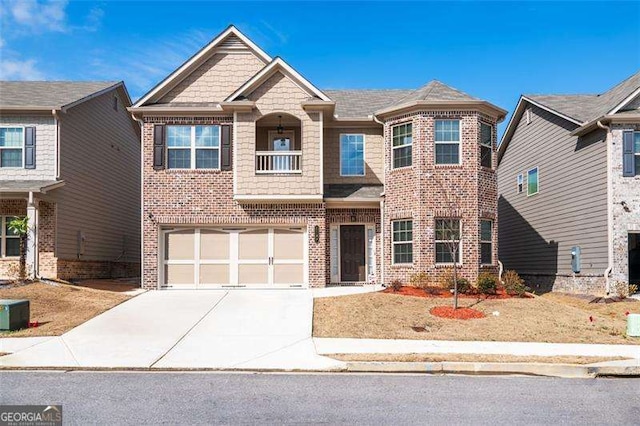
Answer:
xmin=340 ymin=134 xmax=364 ymax=176
xmin=527 ymin=167 xmax=539 ymax=196
xmin=1 ymin=216 xmax=20 ymax=257
xmin=435 ymin=218 xmax=461 ymax=264
xmin=480 ymin=220 xmax=493 ymax=265
xmin=392 ymin=123 xmax=412 ymax=168
xmin=517 ymin=174 xmax=523 ymax=193
xmin=0 ymin=127 xmax=24 ymax=168
xmin=480 ymin=123 xmax=493 ymax=168
xmin=392 ymin=219 xmax=413 ymax=264
xmin=435 ymin=119 xmax=461 ymax=164
xmin=167 ymin=125 xmax=220 ymax=170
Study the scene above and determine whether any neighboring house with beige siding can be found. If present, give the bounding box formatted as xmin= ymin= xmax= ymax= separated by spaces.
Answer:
xmin=497 ymin=71 xmax=640 ymax=296
xmin=130 ymin=25 xmax=506 ymax=290
xmin=0 ymin=81 xmax=140 ymax=280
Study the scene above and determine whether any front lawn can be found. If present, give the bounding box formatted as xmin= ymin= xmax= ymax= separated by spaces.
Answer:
xmin=0 ymin=282 xmax=131 ymax=337
xmin=313 ymin=291 xmax=640 ymax=344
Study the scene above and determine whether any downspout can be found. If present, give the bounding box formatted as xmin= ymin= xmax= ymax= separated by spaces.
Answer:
xmin=597 ymin=120 xmax=613 ymax=295
xmin=131 ymin=113 xmax=145 ymax=287
xmin=372 ymin=114 xmax=386 ymax=286
xmin=52 ymin=109 xmax=61 ymax=179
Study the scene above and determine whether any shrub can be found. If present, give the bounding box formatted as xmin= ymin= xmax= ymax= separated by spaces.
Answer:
xmin=502 ymin=270 xmax=529 ymax=296
xmin=629 ymin=284 xmax=639 ymax=295
xmin=613 ymin=281 xmax=630 ymax=298
xmin=409 ymin=272 xmax=430 ymax=289
xmin=438 ymin=268 xmax=453 ymax=289
xmin=389 ymin=279 xmax=403 ymax=292
xmin=477 ymin=273 xmax=498 ymax=295
xmin=448 ymin=277 xmax=471 ymax=294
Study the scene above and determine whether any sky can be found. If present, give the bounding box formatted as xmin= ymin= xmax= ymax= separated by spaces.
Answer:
xmin=1 ymin=0 xmax=639 ymax=136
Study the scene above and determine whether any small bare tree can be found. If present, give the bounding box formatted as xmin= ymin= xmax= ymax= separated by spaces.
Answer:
xmin=7 ymin=216 xmax=29 ymax=281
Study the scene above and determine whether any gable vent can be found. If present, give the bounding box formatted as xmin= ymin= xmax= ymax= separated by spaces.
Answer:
xmin=218 ymin=34 xmax=247 ymax=50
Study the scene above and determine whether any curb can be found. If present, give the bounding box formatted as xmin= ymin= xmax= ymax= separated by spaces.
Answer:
xmin=345 ymin=361 xmax=640 ymax=378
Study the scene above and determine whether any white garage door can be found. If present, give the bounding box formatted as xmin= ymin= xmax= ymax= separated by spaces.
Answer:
xmin=162 ymin=227 xmax=307 ymax=289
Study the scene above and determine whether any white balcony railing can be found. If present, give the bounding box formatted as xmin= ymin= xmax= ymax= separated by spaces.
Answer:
xmin=256 ymin=151 xmax=302 ymax=174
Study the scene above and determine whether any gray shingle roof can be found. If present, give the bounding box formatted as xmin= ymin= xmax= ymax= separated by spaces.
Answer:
xmin=0 ymin=180 xmax=63 ymax=193
xmin=394 ymin=80 xmax=479 ymax=104
xmin=323 ymin=89 xmax=411 ymax=118
xmin=0 ymin=81 xmax=119 ymax=109
xmin=323 ymin=184 xmax=384 ymax=199
xmin=526 ymin=71 xmax=640 ymax=123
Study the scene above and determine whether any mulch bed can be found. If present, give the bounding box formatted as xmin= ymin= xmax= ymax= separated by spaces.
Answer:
xmin=383 ymin=285 xmax=526 ymax=299
xmin=429 ymin=306 xmax=486 ymax=320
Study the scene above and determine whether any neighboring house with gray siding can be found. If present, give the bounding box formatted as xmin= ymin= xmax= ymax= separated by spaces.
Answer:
xmin=0 ymin=81 xmax=140 ymax=280
xmin=497 ymin=72 xmax=640 ymax=296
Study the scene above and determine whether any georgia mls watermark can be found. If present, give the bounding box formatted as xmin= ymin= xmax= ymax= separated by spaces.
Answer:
xmin=0 ymin=406 xmax=62 ymax=426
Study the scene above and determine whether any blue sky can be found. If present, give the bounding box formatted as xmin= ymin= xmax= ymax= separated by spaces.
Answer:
xmin=1 ymin=1 xmax=639 ymax=135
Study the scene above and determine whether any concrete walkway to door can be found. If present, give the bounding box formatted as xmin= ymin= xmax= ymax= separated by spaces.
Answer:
xmin=0 ymin=290 xmax=344 ymax=370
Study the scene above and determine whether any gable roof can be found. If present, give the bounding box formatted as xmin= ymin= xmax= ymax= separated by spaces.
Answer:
xmin=323 ymin=89 xmax=412 ymax=119
xmin=225 ymin=57 xmax=331 ymax=102
xmin=394 ymin=80 xmax=479 ymax=104
xmin=498 ymin=71 xmax=640 ymax=164
xmin=0 ymin=81 xmax=124 ymax=111
xmin=133 ymin=25 xmax=271 ymax=107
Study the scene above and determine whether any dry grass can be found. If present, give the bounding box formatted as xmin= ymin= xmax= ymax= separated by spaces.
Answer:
xmin=72 ymin=279 xmax=139 ymax=293
xmin=330 ymin=353 xmax=630 ymax=364
xmin=0 ymin=282 xmax=131 ymax=337
xmin=313 ymin=291 xmax=640 ymax=344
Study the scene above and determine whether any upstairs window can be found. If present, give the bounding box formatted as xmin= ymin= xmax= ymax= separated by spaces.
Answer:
xmin=392 ymin=219 xmax=413 ymax=264
xmin=392 ymin=123 xmax=412 ymax=168
xmin=480 ymin=123 xmax=493 ymax=168
xmin=435 ymin=119 xmax=461 ymax=164
xmin=167 ymin=125 xmax=220 ymax=170
xmin=517 ymin=174 xmax=523 ymax=193
xmin=435 ymin=218 xmax=462 ymax=264
xmin=0 ymin=127 xmax=23 ymax=168
xmin=527 ymin=167 xmax=539 ymax=196
xmin=340 ymin=134 xmax=365 ymax=176
xmin=480 ymin=220 xmax=493 ymax=265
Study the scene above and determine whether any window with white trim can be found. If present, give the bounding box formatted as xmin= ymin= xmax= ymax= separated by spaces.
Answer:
xmin=480 ymin=122 xmax=493 ymax=168
xmin=392 ymin=219 xmax=413 ymax=264
xmin=435 ymin=119 xmax=461 ymax=164
xmin=517 ymin=173 xmax=523 ymax=193
xmin=480 ymin=220 xmax=493 ymax=265
xmin=167 ymin=125 xmax=220 ymax=170
xmin=392 ymin=123 xmax=412 ymax=168
xmin=435 ymin=218 xmax=461 ymax=264
xmin=527 ymin=167 xmax=539 ymax=196
xmin=0 ymin=127 xmax=24 ymax=168
xmin=1 ymin=216 xmax=20 ymax=257
xmin=340 ymin=134 xmax=365 ymax=176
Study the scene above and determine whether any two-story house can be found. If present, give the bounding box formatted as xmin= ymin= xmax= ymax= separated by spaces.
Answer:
xmin=130 ymin=26 xmax=506 ymax=290
xmin=0 ymin=81 xmax=141 ymax=280
xmin=497 ymin=72 xmax=640 ymax=296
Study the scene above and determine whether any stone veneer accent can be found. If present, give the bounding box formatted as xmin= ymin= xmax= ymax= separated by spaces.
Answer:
xmin=382 ymin=110 xmax=499 ymax=286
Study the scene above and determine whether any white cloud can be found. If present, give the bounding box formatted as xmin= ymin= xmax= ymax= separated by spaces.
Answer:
xmin=8 ymin=0 xmax=69 ymax=33
xmin=0 ymin=58 xmax=45 ymax=80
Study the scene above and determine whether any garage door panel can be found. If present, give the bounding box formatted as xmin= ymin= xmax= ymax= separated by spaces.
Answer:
xmin=273 ymin=264 xmax=303 ymax=284
xmin=165 ymin=230 xmax=195 ymax=260
xmin=238 ymin=264 xmax=269 ymax=285
xmin=238 ymin=230 xmax=269 ymax=260
xmin=165 ymin=264 xmax=194 ymax=285
xmin=273 ymin=229 xmax=304 ymax=260
xmin=199 ymin=264 xmax=229 ymax=285
xmin=200 ymin=230 xmax=229 ymax=260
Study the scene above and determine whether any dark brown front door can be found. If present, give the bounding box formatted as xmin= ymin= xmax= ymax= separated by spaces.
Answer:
xmin=340 ymin=225 xmax=366 ymax=282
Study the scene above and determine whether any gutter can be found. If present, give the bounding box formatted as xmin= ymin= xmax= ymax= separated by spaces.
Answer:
xmin=597 ymin=119 xmax=613 ymax=295
xmin=52 ymin=109 xmax=61 ymax=179
xmin=372 ymin=113 xmax=386 ymax=287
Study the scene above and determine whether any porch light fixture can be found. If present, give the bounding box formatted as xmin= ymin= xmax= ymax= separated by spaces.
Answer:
xmin=277 ymin=115 xmax=284 ymax=134
xmin=314 ymin=225 xmax=320 ymax=243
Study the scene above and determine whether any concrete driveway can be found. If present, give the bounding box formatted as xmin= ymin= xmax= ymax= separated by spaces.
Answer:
xmin=0 ymin=290 xmax=344 ymax=370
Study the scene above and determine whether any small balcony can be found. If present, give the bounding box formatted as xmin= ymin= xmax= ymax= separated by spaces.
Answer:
xmin=256 ymin=151 xmax=302 ymax=174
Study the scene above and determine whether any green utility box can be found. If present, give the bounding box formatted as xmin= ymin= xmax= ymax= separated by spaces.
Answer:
xmin=0 ymin=299 xmax=30 ymax=331
xmin=628 ymin=314 xmax=640 ymax=337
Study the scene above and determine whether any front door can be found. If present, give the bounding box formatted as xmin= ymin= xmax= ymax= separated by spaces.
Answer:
xmin=340 ymin=225 xmax=366 ymax=282
xmin=629 ymin=233 xmax=640 ymax=288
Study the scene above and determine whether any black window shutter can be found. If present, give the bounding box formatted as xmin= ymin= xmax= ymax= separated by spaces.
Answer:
xmin=221 ymin=125 xmax=232 ymax=170
xmin=153 ymin=125 xmax=165 ymax=170
xmin=24 ymin=126 xmax=36 ymax=169
xmin=622 ymin=131 xmax=635 ymax=177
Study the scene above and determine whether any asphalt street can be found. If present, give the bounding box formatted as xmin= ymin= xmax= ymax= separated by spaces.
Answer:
xmin=1 ymin=371 xmax=638 ymax=425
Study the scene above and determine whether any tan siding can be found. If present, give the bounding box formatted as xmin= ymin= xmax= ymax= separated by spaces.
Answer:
xmin=56 ymin=89 xmax=140 ymax=263
xmin=497 ymin=105 xmax=608 ymax=275
xmin=235 ymin=71 xmax=321 ymax=196
xmin=323 ymin=127 xmax=383 ymax=184
xmin=158 ymin=53 xmax=266 ymax=103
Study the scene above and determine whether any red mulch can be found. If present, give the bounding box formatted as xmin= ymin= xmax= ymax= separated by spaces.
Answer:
xmin=383 ymin=285 xmax=525 ymax=299
xmin=430 ymin=306 xmax=486 ymax=320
